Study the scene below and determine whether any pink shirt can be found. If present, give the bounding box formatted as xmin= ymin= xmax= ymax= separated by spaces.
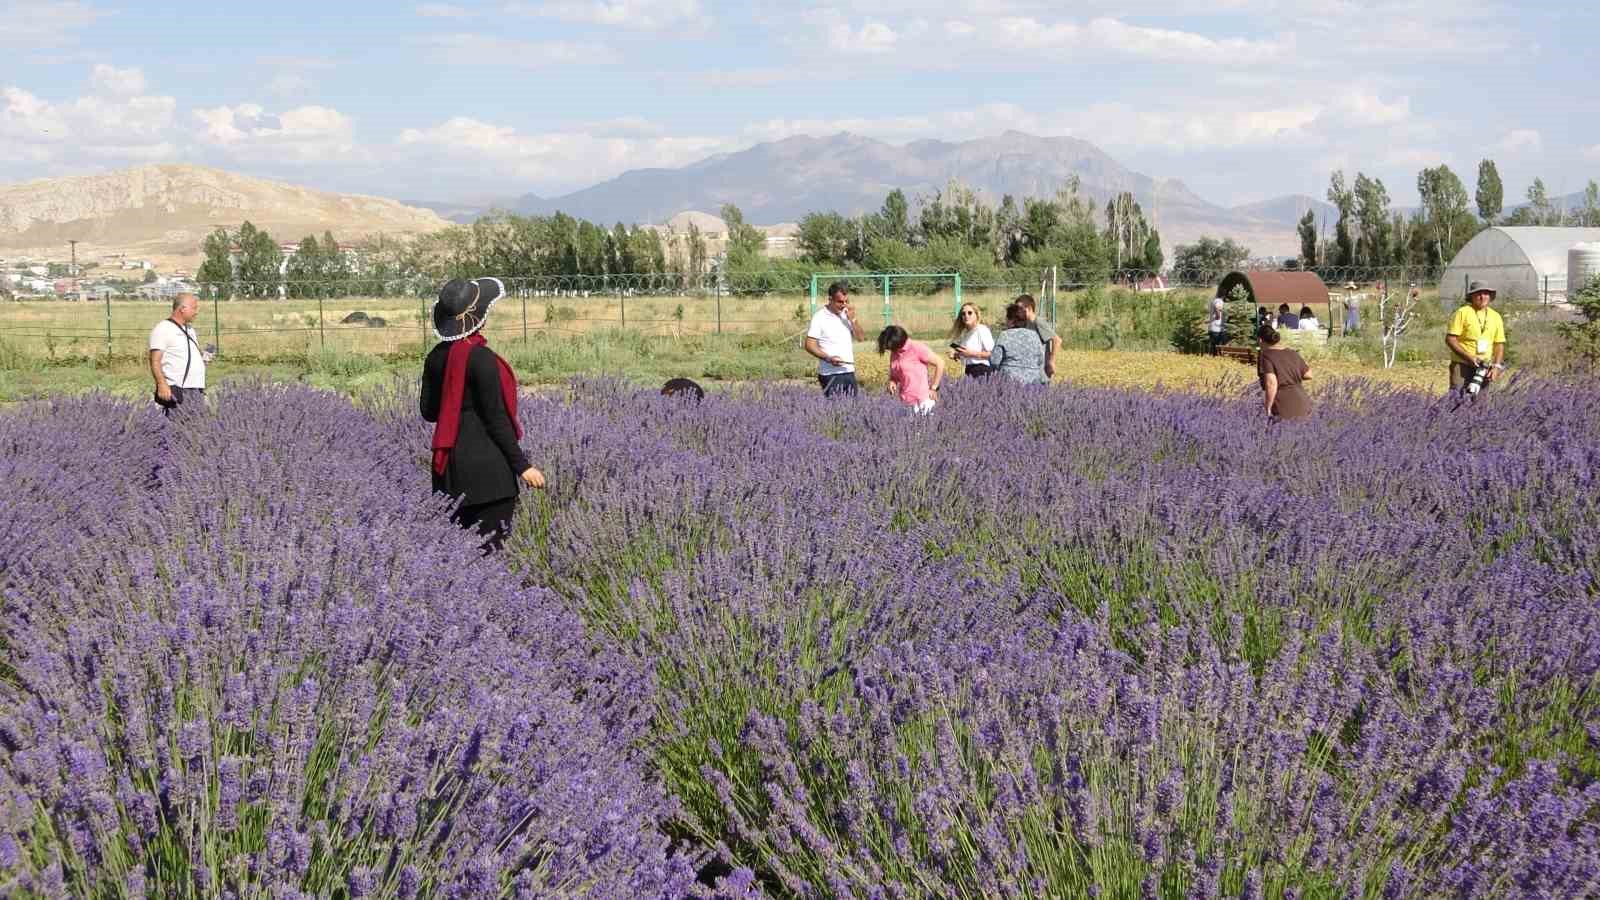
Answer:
xmin=889 ymin=340 xmax=938 ymax=405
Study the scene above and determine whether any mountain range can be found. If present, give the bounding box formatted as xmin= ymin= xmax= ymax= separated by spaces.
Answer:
xmin=419 ymin=131 xmax=1318 ymax=256
xmin=0 ymin=165 xmax=450 ymax=266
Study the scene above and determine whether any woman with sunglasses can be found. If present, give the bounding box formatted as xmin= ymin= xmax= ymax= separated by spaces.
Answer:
xmin=948 ymin=303 xmax=994 ymax=377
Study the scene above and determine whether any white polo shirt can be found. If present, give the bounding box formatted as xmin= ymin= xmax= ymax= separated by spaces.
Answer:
xmin=806 ymin=307 xmax=856 ymax=375
xmin=149 ymin=319 xmax=207 ymax=389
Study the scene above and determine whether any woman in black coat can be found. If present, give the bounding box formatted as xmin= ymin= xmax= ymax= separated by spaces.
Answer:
xmin=421 ymin=277 xmax=544 ymax=552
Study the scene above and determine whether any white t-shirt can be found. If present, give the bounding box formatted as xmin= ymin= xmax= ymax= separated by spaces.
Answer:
xmin=149 ymin=319 xmax=207 ymax=389
xmin=957 ymin=324 xmax=995 ymax=360
xmin=1298 ymin=316 xmax=1320 ymax=331
xmin=806 ymin=307 xmax=856 ymax=375
xmin=1208 ymin=298 xmax=1226 ymax=333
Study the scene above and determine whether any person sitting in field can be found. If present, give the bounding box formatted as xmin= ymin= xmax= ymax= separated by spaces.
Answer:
xmin=1297 ymin=305 xmax=1320 ymax=331
xmin=948 ymin=303 xmax=994 ymax=377
xmin=987 ymin=302 xmax=1048 ymax=385
xmin=661 ymin=377 xmax=705 ymax=402
xmin=1276 ymin=303 xmax=1299 ymax=330
xmin=877 ymin=325 xmax=944 ymax=413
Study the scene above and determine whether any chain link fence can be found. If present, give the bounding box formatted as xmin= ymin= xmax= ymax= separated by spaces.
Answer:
xmin=2 ymin=265 xmax=1450 ymax=362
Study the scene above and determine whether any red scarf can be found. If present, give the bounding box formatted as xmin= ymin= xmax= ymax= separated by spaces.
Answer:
xmin=431 ymin=333 xmax=521 ymax=475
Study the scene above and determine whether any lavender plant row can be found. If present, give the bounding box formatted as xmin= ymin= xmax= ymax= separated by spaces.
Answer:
xmin=3 ymin=375 xmax=1597 ymax=898
xmin=0 ymin=387 xmax=732 ymax=898
xmin=374 ymin=376 xmax=1596 ymax=899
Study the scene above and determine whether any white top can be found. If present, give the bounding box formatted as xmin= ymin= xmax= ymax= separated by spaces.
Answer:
xmin=1298 ymin=316 xmax=1321 ymax=331
xmin=956 ymin=324 xmax=995 ymax=359
xmin=149 ymin=319 xmax=207 ymax=388
xmin=1208 ymin=298 xmax=1225 ymax=333
xmin=806 ymin=307 xmax=856 ymax=375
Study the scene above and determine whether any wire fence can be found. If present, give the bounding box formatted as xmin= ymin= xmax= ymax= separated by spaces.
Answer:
xmin=2 ymin=265 xmax=1461 ymax=362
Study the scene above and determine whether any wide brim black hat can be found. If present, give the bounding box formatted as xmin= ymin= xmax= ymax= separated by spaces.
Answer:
xmin=432 ymin=277 xmax=505 ymax=341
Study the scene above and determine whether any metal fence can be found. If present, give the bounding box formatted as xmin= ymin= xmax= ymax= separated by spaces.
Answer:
xmin=2 ymin=265 xmax=1452 ymax=362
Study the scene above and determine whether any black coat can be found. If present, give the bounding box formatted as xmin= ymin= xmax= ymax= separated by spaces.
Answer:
xmin=420 ymin=342 xmax=531 ymax=506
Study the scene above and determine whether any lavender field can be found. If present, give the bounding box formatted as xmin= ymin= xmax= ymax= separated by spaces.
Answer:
xmin=2 ymin=376 xmax=1598 ymax=898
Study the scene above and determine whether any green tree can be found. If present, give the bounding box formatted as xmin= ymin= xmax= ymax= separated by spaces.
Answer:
xmin=1417 ymin=164 xmax=1471 ymax=266
xmin=1103 ymin=191 xmax=1153 ymax=272
xmin=321 ymin=230 xmax=350 ymax=292
xmin=1559 ymin=271 xmax=1600 ymax=371
xmin=234 ymin=221 xmax=282 ymax=298
xmin=197 ymin=227 xmax=233 ymax=299
xmin=879 ymin=189 xmax=910 ymax=244
xmin=1506 ymin=177 xmax=1558 ymax=226
xmin=1579 ymin=180 xmax=1600 ymax=228
xmin=686 ymin=222 xmax=707 ymax=277
xmin=720 ymin=204 xmax=767 ymax=261
xmin=1476 ymin=159 xmax=1503 ymax=222
xmin=1353 ymin=173 xmax=1391 ymax=268
xmin=1326 ymin=171 xmax=1356 ymax=267
xmin=1142 ymin=229 xmax=1164 ymax=273
xmin=1296 ymin=210 xmax=1319 ymax=269
xmin=283 ymin=233 xmax=322 ymax=297
xmin=1172 ymin=236 xmax=1250 ymax=280
xmin=796 ymin=212 xmax=856 ymax=267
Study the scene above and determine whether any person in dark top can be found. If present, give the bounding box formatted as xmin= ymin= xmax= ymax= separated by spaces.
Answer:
xmin=661 ymin=377 xmax=706 ymax=401
xmin=1276 ymin=303 xmax=1300 ymax=330
xmin=1255 ymin=323 xmax=1313 ymax=420
xmin=421 ymin=277 xmax=545 ymax=553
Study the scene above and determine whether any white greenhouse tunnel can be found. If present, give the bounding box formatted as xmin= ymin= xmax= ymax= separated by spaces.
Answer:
xmin=1440 ymin=227 xmax=1600 ymax=303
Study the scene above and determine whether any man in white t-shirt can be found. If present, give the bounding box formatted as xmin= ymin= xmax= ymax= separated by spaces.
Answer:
xmin=149 ymin=293 xmax=210 ymax=409
xmin=802 ymin=281 xmax=864 ymax=396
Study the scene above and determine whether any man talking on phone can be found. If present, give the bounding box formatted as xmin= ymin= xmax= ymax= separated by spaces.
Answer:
xmin=803 ymin=281 xmax=865 ymax=396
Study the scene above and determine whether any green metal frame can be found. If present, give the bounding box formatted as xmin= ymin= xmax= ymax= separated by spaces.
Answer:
xmin=808 ymin=272 xmax=963 ymax=325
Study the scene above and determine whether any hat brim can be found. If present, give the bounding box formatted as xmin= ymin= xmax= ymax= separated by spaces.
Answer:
xmin=1467 ymin=286 xmax=1497 ymax=298
xmin=433 ymin=277 xmax=505 ymax=341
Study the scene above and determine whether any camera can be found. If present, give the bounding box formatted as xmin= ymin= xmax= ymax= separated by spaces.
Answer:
xmin=949 ymin=342 xmax=962 ymax=350
xmin=1463 ymin=362 xmax=1491 ymax=396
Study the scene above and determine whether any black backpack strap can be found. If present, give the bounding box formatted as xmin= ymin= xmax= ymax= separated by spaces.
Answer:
xmin=167 ymin=318 xmax=194 ymax=386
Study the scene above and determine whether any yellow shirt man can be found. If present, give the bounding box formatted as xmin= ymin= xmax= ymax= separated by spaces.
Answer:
xmin=1445 ymin=281 xmax=1506 ymax=392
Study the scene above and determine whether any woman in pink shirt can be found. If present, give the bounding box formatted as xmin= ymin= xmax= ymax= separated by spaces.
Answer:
xmin=876 ymin=325 xmax=945 ymax=414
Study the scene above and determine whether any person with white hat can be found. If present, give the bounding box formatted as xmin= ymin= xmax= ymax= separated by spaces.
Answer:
xmin=1207 ymin=294 xmax=1227 ymax=354
xmin=1342 ymin=282 xmax=1362 ymax=335
xmin=1445 ymin=281 xmax=1506 ymax=395
xmin=420 ymin=277 xmax=545 ymax=553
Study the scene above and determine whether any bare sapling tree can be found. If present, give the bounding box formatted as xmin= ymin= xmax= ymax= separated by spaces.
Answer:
xmin=1378 ymin=284 xmax=1421 ymax=368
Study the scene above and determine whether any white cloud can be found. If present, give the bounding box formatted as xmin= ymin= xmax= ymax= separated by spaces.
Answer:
xmin=1082 ymin=17 xmax=1294 ymax=62
xmin=193 ymin=103 xmax=359 ymax=163
xmin=1332 ymin=91 xmax=1410 ymax=126
xmin=508 ymin=0 xmax=709 ymax=31
xmin=803 ymin=9 xmax=900 ymax=53
xmin=0 ymin=1 xmax=106 ymax=48
xmin=1585 ymin=145 xmax=1600 ymax=162
xmin=0 ymin=74 xmax=176 ymax=163
xmin=90 ymin=64 xmax=145 ymax=96
xmin=416 ymin=2 xmax=473 ymax=15
xmin=1495 ymin=128 xmax=1542 ymax=155
xmin=396 ymin=116 xmax=733 ymax=192
xmin=411 ymin=33 xmax=621 ymax=66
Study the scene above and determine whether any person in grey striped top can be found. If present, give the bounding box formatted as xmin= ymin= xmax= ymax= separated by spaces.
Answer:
xmin=987 ymin=301 xmax=1048 ymax=384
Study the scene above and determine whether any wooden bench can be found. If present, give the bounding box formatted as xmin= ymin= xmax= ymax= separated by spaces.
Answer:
xmin=1216 ymin=345 xmax=1258 ymax=366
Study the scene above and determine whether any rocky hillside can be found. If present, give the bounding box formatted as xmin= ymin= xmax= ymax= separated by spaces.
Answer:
xmin=0 ymin=165 xmax=450 ymax=262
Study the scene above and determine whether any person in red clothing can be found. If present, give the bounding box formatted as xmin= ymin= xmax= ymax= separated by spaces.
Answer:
xmin=876 ymin=325 xmax=945 ymax=414
xmin=420 ymin=277 xmax=545 ymax=553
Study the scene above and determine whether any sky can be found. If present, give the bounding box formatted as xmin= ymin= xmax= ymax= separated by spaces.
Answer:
xmin=2 ymin=0 xmax=1597 ymax=212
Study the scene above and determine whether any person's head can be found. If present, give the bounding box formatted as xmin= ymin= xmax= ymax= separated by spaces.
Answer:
xmin=1466 ymin=281 xmax=1496 ymax=310
xmin=952 ymin=303 xmax=982 ymax=335
xmin=826 ymin=281 xmax=850 ymax=313
xmin=1299 ymin=305 xmax=1314 ymax=319
xmin=1257 ymin=323 xmax=1282 ymax=346
xmin=876 ymin=325 xmax=908 ymax=355
xmin=1004 ymin=301 xmax=1028 ymax=327
xmin=661 ymin=377 xmax=705 ymax=402
xmin=1014 ymin=294 xmax=1038 ymax=321
xmin=433 ymin=277 xmax=504 ymax=342
xmin=171 ymin=293 xmax=199 ymax=324
xmin=1278 ymin=303 xmax=1292 ymax=315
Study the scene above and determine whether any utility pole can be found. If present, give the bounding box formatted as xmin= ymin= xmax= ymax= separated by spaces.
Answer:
xmin=68 ymin=239 xmax=80 ymax=301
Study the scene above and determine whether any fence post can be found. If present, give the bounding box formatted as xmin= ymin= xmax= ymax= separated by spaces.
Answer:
xmin=317 ymin=290 xmax=326 ymax=354
xmin=715 ymin=280 xmax=722 ymax=335
xmin=212 ymin=290 xmax=221 ymax=357
xmin=809 ymin=274 xmax=819 ymax=316
xmin=619 ymin=286 xmax=626 ymax=330
xmin=521 ymin=290 xmax=529 ymax=345
xmin=104 ymin=291 xmax=112 ymax=359
xmin=882 ymin=274 xmax=891 ymax=326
